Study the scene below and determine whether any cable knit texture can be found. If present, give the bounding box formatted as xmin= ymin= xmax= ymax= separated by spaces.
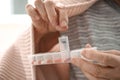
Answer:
xmin=61 ymin=0 xmax=120 ymax=80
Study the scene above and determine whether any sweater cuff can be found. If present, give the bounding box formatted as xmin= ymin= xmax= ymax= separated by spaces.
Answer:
xmin=56 ymin=0 xmax=98 ymax=17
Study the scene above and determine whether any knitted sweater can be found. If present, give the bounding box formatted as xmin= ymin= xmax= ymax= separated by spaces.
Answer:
xmin=61 ymin=0 xmax=120 ymax=80
xmin=0 ymin=0 xmax=120 ymax=80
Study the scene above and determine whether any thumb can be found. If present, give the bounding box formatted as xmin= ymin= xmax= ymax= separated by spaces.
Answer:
xmin=49 ymin=43 xmax=60 ymax=52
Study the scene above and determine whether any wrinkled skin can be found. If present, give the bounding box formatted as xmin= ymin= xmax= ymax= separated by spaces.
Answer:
xmin=72 ymin=44 xmax=120 ymax=80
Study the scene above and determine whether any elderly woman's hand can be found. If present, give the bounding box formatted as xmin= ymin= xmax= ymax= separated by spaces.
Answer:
xmin=26 ymin=0 xmax=68 ymax=36
xmin=25 ymin=0 xmax=97 ymax=36
xmin=72 ymin=45 xmax=120 ymax=80
xmin=25 ymin=0 xmax=69 ymax=52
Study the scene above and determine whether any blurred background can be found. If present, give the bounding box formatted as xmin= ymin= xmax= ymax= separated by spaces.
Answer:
xmin=0 ymin=0 xmax=32 ymax=58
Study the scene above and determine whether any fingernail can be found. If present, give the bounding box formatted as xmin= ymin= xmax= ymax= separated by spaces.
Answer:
xmin=60 ymin=26 xmax=68 ymax=31
xmin=81 ymin=49 xmax=89 ymax=58
xmin=62 ymin=26 xmax=68 ymax=29
xmin=85 ymin=44 xmax=92 ymax=48
xmin=61 ymin=21 xmax=68 ymax=27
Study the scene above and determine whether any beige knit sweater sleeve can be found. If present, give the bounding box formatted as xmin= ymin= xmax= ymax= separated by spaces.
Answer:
xmin=55 ymin=0 xmax=97 ymax=17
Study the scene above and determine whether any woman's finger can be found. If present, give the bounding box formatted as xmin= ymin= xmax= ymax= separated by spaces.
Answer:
xmin=26 ymin=4 xmax=49 ymax=34
xmin=35 ymin=0 xmax=49 ymax=22
xmin=102 ymin=50 xmax=120 ymax=56
xmin=25 ymin=4 xmax=40 ymax=21
xmin=81 ymin=58 xmax=112 ymax=79
xmin=57 ymin=8 xmax=68 ymax=31
xmin=83 ymin=70 xmax=108 ymax=80
xmin=44 ymin=0 xmax=58 ymax=26
xmin=49 ymin=43 xmax=60 ymax=52
xmin=83 ymin=71 xmax=109 ymax=80
xmin=81 ymin=49 xmax=120 ymax=67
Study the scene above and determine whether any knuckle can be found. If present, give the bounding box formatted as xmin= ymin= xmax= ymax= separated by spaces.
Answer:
xmin=93 ymin=67 xmax=103 ymax=77
xmin=102 ymin=69 xmax=111 ymax=79
xmin=103 ymin=55 xmax=111 ymax=65
xmin=43 ymin=16 xmax=48 ymax=21
xmin=102 ymin=57 xmax=108 ymax=65
xmin=53 ymin=13 xmax=57 ymax=18
xmin=85 ymin=49 xmax=94 ymax=59
xmin=41 ymin=13 xmax=47 ymax=18
xmin=45 ymin=0 xmax=54 ymax=6
xmin=50 ymin=15 xmax=57 ymax=22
